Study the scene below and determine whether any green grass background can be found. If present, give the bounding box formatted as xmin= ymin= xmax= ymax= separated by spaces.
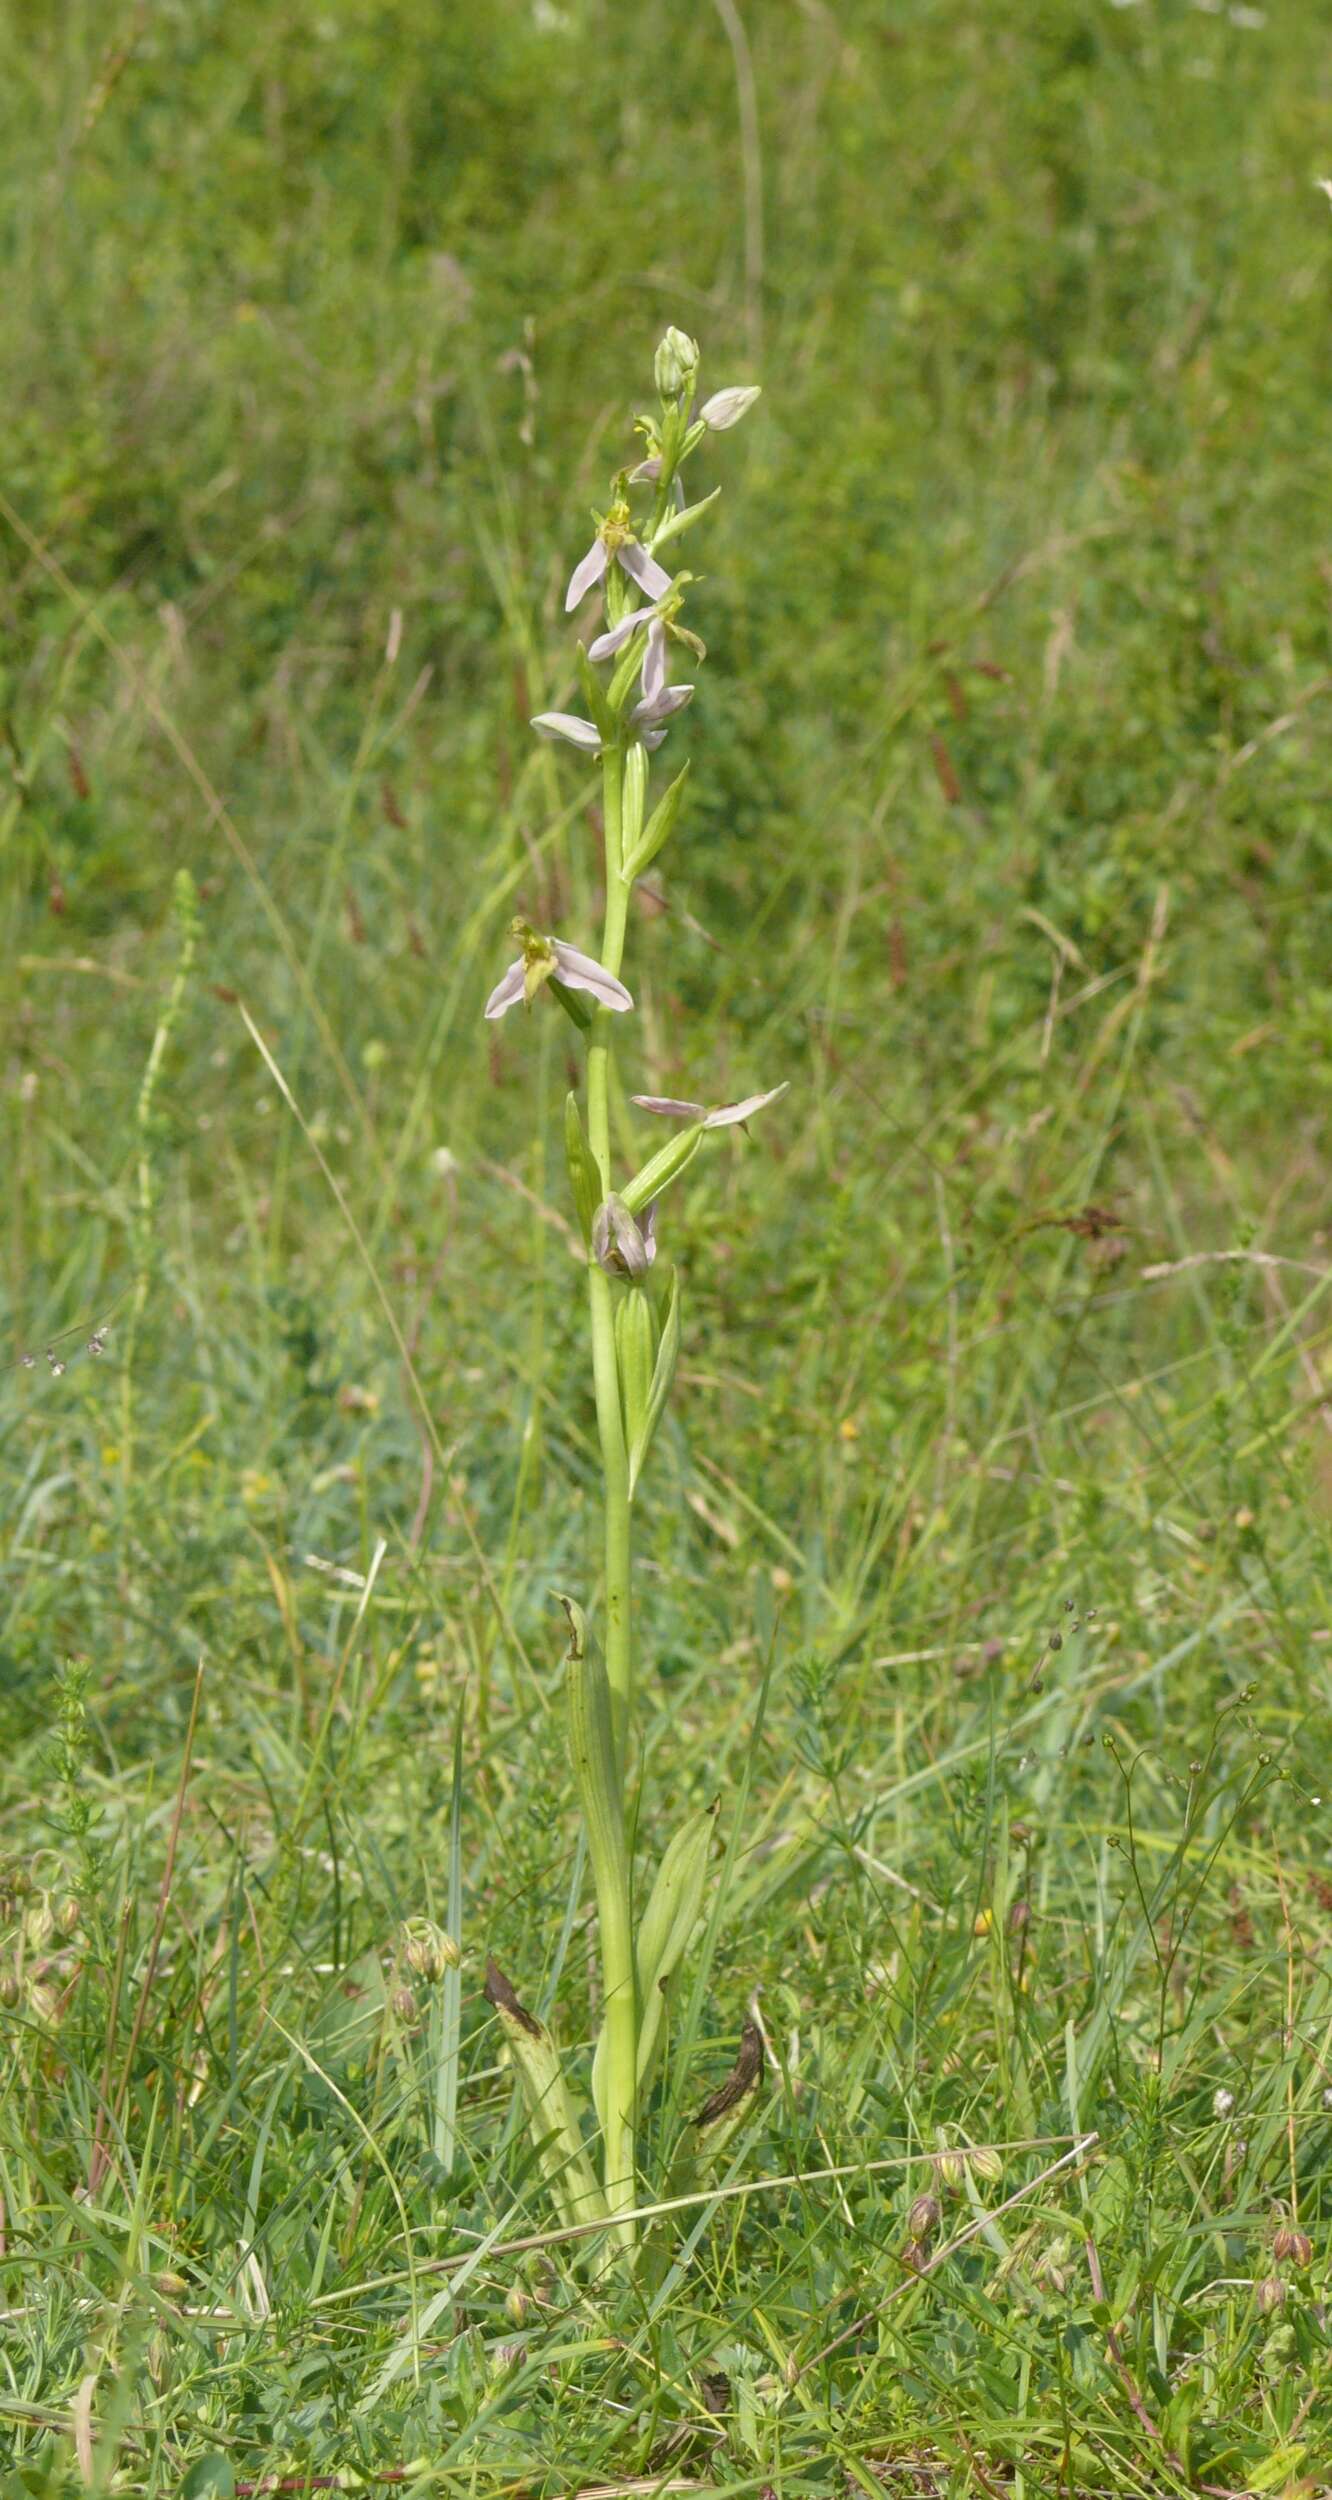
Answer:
xmin=3 ymin=0 xmax=1332 ymax=2491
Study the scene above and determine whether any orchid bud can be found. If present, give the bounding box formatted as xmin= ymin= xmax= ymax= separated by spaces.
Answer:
xmin=593 ymin=1195 xmax=655 ymax=1279
xmin=654 ymin=327 xmax=700 ymax=399
xmin=699 ymin=384 xmax=761 ymax=432
xmin=404 ymin=1923 xmax=456 ymax=1983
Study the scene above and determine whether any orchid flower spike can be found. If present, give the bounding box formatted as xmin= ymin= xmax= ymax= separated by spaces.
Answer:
xmin=631 ymin=1083 xmax=789 ymax=1130
xmin=486 ymin=919 xmax=634 ymax=1021
xmin=565 ymin=498 xmax=673 ymax=614
xmin=592 ymin=1195 xmax=658 ymax=1279
xmin=698 ymin=385 xmax=762 ymax=432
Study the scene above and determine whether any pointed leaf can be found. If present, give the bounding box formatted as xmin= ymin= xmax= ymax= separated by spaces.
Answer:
xmin=623 ymin=761 xmax=690 ymax=882
xmin=620 ymin=1122 xmax=704 ymax=1217
xmin=627 ymin=1268 xmax=681 ymax=1498
xmin=484 ymin=1960 xmax=606 ymax=2228
xmin=634 ymin=1801 xmax=719 ymax=2091
xmin=614 ymin=1285 xmax=658 ymax=1460
xmin=649 ymin=484 xmax=722 ymax=554
xmin=575 ymin=643 xmax=616 ymax=740
xmin=564 ymin=1093 xmax=600 ymax=1241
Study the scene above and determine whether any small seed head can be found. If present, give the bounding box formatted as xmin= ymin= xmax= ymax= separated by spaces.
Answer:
xmin=1212 ymin=2086 xmax=1236 ymax=2120
xmin=406 ymin=1917 xmax=457 ymax=1982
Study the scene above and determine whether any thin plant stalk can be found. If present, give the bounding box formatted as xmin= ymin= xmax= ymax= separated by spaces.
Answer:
xmin=483 ymin=330 xmax=776 ymax=2255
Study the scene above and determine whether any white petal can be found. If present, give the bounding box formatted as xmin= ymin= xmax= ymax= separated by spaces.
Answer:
xmin=484 ymin=959 xmax=527 ymax=1020
xmin=551 ymin=941 xmax=634 ymax=1012
xmin=618 ymin=539 xmax=673 ymax=601
xmin=588 ymin=607 xmax=653 ymax=662
xmin=699 ymin=385 xmax=762 ymax=432
xmin=564 ymin=539 xmax=609 ymax=611
xmin=531 ymin=711 xmax=603 ymax=752
xmin=703 ymin=1083 xmax=790 ymax=1129
xmin=632 ymin=682 xmax=693 ymax=727
xmin=631 ymin=1095 xmax=709 ymax=1121
xmin=639 ymin=618 xmax=667 ymax=706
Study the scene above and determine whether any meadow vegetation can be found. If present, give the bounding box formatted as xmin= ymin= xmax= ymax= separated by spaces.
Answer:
xmin=2 ymin=2 xmax=1332 ymax=2492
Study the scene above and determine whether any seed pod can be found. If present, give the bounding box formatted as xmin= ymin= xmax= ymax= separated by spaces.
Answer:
xmin=403 ymin=1921 xmax=456 ymax=1983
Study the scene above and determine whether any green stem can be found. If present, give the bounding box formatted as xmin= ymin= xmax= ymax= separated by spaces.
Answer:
xmin=586 ymin=744 xmax=635 ymax=1766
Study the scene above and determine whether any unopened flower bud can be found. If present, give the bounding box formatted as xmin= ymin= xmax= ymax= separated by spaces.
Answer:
xmin=655 ymin=327 xmax=700 ymax=399
xmin=392 ymin=1985 xmax=419 ymax=2028
xmin=933 ymin=2147 xmax=966 ymax=2193
xmin=1212 ymin=2086 xmax=1235 ymax=2119
xmin=1031 ymin=2234 xmax=1074 ymax=2296
xmin=404 ymin=1922 xmax=458 ymax=1983
xmin=908 ymin=2192 xmax=941 ymax=2240
xmin=782 ymin=2353 xmax=800 ymax=2391
xmin=58 ymin=1897 xmax=81 ymax=1936
xmin=968 ymin=2145 xmax=1003 ymax=2186
xmin=0 ymin=1970 xmax=19 ymax=2008
xmin=699 ymin=384 xmax=761 ymax=432
xmin=901 ymin=2237 xmax=929 ymax=2274
xmin=1256 ymin=2274 xmax=1287 ymax=2315
xmin=505 ymin=2285 xmax=529 ymax=2328
xmin=1272 ymin=2225 xmax=1312 ymax=2268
